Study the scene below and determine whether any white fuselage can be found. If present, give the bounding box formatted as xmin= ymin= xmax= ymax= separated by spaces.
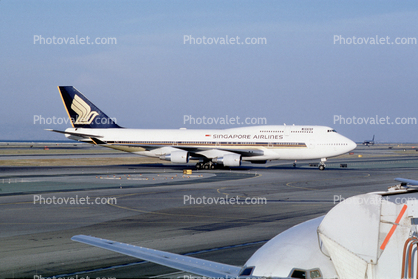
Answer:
xmin=65 ymin=125 xmax=356 ymax=162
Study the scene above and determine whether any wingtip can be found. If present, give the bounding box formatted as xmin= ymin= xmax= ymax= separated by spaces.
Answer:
xmin=71 ymin=234 xmax=88 ymax=241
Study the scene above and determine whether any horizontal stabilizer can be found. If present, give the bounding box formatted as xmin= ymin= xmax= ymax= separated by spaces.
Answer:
xmin=71 ymin=235 xmax=241 ymax=278
xmin=45 ymin=129 xmax=103 ymax=139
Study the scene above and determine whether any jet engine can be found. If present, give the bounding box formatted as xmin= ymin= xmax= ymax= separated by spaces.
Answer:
xmin=162 ymin=151 xmax=189 ymax=163
xmin=213 ymin=154 xmax=241 ymax=167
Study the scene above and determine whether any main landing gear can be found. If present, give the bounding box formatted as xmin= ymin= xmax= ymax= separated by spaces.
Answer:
xmin=295 ymin=159 xmax=326 ymax=170
xmin=196 ymin=162 xmax=216 ymax=170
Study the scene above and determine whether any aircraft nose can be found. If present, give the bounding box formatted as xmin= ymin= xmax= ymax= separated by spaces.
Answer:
xmin=347 ymin=139 xmax=357 ymax=152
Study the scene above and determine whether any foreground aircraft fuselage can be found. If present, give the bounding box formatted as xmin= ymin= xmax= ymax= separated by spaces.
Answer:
xmin=49 ymin=86 xmax=356 ymax=169
xmin=73 ymin=178 xmax=418 ymax=278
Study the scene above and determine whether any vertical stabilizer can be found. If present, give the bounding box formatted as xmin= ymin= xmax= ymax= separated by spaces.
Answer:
xmin=58 ymin=86 xmax=121 ymax=128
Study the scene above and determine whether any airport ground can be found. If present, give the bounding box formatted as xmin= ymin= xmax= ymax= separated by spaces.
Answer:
xmin=1 ymin=142 xmax=418 ymax=278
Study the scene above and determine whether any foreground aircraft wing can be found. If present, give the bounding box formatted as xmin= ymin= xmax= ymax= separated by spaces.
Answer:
xmin=71 ymin=235 xmax=241 ymax=278
xmin=395 ymin=178 xmax=418 ymax=186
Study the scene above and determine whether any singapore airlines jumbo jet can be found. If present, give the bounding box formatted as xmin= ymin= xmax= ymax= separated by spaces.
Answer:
xmin=48 ymin=86 xmax=356 ymax=170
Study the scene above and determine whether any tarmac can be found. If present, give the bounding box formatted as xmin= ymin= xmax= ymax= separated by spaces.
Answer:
xmin=1 ymin=143 xmax=418 ymax=278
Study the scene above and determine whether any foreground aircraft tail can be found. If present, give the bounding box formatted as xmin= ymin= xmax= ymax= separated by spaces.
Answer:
xmin=58 ymin=86 xmax=121 ymax=129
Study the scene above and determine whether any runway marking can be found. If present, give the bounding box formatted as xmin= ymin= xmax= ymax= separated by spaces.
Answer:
xmin=103 ymin=190 xmax=251 ymax=219
xmin=285 ymin=172 xmax=371 ymax=191
xmin=216 ymin=172 xmax=261 ymax=197
xmin=285 ymin=181 xmax=315 ymax=191
xmin=2 ymin=177 xmax=265 ymax=223
xmin=106 ymin=200 xmax=237 ymax=219
xmin=103 ymin=173 xmax=264 ymax=218
xmin=216 ymin=172 xmax=372 ymax=197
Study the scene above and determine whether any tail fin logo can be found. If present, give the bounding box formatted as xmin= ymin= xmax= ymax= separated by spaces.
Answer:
xmin=71 ymin=95 xmax=99 ymax=125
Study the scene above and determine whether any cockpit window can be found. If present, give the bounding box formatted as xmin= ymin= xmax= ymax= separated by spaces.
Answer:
xmin=291 ymin=269 xmax=306 ymax=278
xmin=239 ymin=266 xmax=254 ymax=276
xmin=327 ymin=129 xmax=337 ymax=133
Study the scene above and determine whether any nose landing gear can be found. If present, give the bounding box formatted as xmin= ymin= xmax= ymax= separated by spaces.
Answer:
xmin=319 ymin=158 xmax=327 ymax=171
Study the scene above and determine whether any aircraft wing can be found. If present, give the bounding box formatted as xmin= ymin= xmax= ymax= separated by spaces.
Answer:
xmin=178 ymin=146 xmax=264 ymax=157
xmin=105 ymin=142 xmax=265 ymax=157
xmin=395 ymin=178 xmax=418 ymax=186
xmin=71 ymin=235 xmax=242 ymax=278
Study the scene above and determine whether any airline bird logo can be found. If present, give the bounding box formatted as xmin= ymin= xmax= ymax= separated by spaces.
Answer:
xmin=71 ymin=95 xmax=99 ymax=125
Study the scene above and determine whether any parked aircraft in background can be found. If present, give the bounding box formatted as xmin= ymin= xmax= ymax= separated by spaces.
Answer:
xmin=72 ymin=178 xmax=418 ymax=278
xmin=48 ymin=86 xmax=356 ymax=170
xmin=363 ymin=135 xmax=375 ymax=146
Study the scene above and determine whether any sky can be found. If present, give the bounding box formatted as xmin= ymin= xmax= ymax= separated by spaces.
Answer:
xmin=1 ymin=0 xmax=418 ymax=142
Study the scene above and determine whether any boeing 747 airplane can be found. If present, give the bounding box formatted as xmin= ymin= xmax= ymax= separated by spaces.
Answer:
xmin=48 ymin=86 xmax=356 ymax=170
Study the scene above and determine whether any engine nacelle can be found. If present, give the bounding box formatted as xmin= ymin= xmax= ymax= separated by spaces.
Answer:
xmin=162 ymin=151 xmax=189 ymax=163
xmin=213 ymin=154 xmax=241 ymax=167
